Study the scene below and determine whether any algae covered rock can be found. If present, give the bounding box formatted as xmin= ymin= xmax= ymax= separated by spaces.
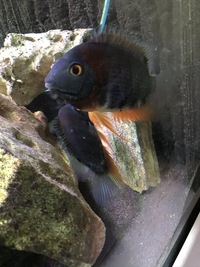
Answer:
xmin=0 ymin=93 xmax=105 ymax=267
xmin=114 ymin=121 xmax=160 ymax=191
xmin=95 ymin=114 xmax=160 ymax=192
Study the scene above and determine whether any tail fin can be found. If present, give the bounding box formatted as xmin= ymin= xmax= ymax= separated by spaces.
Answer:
xmin=90 ymin=173 xmax=122 ymax=206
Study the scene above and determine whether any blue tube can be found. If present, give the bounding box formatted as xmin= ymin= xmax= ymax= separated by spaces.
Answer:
xmin=99 ymin=0 xmax=110 ymax=33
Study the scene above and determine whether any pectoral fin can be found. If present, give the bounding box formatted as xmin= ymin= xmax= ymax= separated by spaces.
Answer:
xmin=111 ymin=105 xmax=154 ymax=123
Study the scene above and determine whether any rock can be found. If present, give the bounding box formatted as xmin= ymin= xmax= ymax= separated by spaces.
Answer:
xmin=96 ymin=114 xmax=160 ymax=192
xmin=0 ymin=29 xmax=89 ymax=106
xmin=0 ymin=93 xmax=105 ymax=267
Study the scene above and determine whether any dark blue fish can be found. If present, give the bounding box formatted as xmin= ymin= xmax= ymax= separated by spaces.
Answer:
xmin=45 ymin=29 xmax=159 ymax=125
xmin=43 ymin=29 xmax=160 ymax=204
xmin=26 ymin=91 xmax=65 ymax=122
xmin=53 ymin=104 xmax=122 ymax=205
xmin=26 ymin=93 xmax=122 ymax=205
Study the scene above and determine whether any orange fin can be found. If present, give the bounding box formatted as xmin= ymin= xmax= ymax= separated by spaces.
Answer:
xmin=112 ymin=105 xmax=154 ymax=123
xmin=88 ymin=111 xmax=126 ymax=140
xmin=89 ymin=111 xmax=124 ymax=186
xmin=96 ymin=129 xmax=112 ymax=149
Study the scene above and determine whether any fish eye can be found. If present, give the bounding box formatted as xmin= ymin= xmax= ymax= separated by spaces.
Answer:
xmin=69 ymin=63 xmax=83 ymax=76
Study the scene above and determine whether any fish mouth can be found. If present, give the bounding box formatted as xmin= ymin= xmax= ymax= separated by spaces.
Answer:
xmin=45 ymin=82 xmax=63 ymax=91
xmin=45 ymin=82 xmax=80 ymax=101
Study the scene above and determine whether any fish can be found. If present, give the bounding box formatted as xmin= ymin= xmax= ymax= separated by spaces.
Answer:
xmin=26 ymin=92 xmax=122 ymax=205
xmin=45 ymin=28 xmax=159 ymax=137
xmin=53 ymin=103 xmax=123 ymax=205
xmin=26 ymin=91 xmax=65 ymax=122
xmin=44 ymin=29 xmax=160 ymax=203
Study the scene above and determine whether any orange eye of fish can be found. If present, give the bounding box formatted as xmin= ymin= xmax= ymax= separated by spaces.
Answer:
xmin=69 ymin=64 xmax=83 ymax=76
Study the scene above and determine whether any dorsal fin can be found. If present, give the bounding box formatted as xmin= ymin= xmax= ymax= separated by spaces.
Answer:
xmin=87 ymin=27 xmax=160 ymax=76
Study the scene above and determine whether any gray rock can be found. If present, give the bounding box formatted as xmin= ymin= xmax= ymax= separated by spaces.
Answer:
xmin=0 ymin=29 xmax=89 ymax=105
xmin=0 ymin=93 xmax=105 ymax=267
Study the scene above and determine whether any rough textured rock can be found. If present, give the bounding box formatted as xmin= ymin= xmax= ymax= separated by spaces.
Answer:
xmin=0 ymin=93 xmax=105 ymax=267
xmin=0 ymin=29 xmax=89 ymax=105
xmin=97 ymin=116 xmax=160 ymax=192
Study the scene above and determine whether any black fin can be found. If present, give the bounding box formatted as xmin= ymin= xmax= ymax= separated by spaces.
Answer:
xmin=52 ymin=117 xmax=76 ymax=158
xmin=88 ymin=26 xmax=160 ymax=76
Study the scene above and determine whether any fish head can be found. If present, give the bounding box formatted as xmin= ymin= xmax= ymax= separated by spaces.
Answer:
xmin=45 ymin=44 xmax=96 ymax=102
